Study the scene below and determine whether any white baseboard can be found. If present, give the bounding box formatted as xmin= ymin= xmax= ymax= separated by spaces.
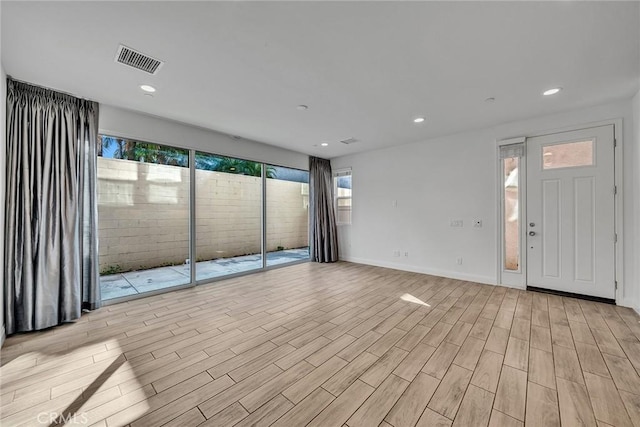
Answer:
xmin=340 ymin=256 xmax=498 ymax=286
xmin=619 ymin=297 xmax=640 ymax=315
xmin=340 ymin=257 xmax=638 ymax=311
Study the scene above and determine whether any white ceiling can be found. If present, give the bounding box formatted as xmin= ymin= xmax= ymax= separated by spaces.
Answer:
xmin=2 ymin=1 xmax=639 ymax=158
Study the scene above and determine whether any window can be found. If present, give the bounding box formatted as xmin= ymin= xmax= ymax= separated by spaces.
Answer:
xmin=266 ymin=166 xmax=310 ymax=266
xmin=543 ymin=140 xmax=593 ymax=169
xmin=503 ymin=157 xmax=520 ymax=271
xmin=334 ymin=170 xmax=352 ymax=225
xmin=97 ymin=135 xmax=190 ymax=300
xmin=499 ymin=142 xmax=524 ymax=273
xmin=194 ymin=152 xmax=263 ymax=280
xmin=96 ymin=134 xmax=310 ymax=302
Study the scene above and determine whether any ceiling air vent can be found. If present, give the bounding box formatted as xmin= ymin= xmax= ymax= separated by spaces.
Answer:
xmin=340 ymin=138 xmax=358 ymax=145
xmin=115 ymin=45 xmax=164 ymax=75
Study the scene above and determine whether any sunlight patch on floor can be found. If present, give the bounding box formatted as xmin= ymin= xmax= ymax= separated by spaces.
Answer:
xmin=400 ymin=293 xmax=430 ymax=306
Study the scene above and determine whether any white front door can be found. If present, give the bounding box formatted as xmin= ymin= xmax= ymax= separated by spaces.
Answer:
xmin=526 ymin=125 xmax=615 ymax=299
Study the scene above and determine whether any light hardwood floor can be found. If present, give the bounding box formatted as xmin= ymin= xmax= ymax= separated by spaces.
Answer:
xmin=2 ymin=262 xmax=640 ymax=427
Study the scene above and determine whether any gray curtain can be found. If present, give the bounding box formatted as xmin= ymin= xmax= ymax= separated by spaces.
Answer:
xmin=4 ymin=78 xmax=101 ymax=335
xmin=309 ymin=156 xmax=339 ymax=262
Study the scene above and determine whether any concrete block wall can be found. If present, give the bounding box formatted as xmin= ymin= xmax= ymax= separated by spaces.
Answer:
xmin=98 ymin=158 xmax=308 ymax=273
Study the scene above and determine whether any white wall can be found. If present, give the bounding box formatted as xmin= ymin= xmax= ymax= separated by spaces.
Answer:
xmin=99 ymin=105 xmax=309 ymax=171
xmin=632 ymin=88 xmax=640 ymax=311
xmin=332 ymin=99 xmax=638 ymax=309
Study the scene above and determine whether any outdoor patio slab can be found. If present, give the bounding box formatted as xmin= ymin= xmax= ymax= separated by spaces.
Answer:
xmin=101 ymin=248 xmax=309 ymax=300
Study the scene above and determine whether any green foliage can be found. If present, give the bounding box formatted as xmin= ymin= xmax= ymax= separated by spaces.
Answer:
xmin=99 ymin=136 xmax=188 ymax=167
xmin=214 ymin=157 xmax=276 ymax=178
xmin=100 ymin=135 xmax=276 ymax=178
xmin=100 ymin=265 xmax=122 ymax=275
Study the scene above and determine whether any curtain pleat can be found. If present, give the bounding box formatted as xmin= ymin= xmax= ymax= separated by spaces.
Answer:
xmin=309 ymin=156 xmax=339 ymax=263
xmin=4 ymin=78 xmax=100 ymax=335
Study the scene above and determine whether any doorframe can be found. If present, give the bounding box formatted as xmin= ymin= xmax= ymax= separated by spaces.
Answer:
xmin=496 ymin=118 xmax=623 ymax=305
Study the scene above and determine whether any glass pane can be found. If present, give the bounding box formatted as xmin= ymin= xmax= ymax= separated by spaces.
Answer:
xmin=195 ymin=153 xmax=263 ymax=280
xmin=336 ymin=175 xmax=352 ymax=224
xmin=543 ymin=140 xmax=593 ymax=169
xmin=97 ymin=135 xmax=190 ymax=300
xmin=337 ymin=207 xmax=352 ymax=224
xmin=266 ymin=166 xmax=310 ymax=267
xmin=504 ymin=157 xmax=519 ymax=271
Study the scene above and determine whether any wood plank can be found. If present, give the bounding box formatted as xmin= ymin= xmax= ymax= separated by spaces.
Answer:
xmin=336 ymin=330 xmax=382 ymax=362
xmin=525 ymin=382 xmax=560 ymax=427
xmin=584 ymin=372 xmax=633 ymax=427
xmin=453 ymin=337 xmax=485 ymax=371
xmin=528 ymin=347 xmax=556 ymax=390
xmin=493 ymin=365 xmax=527 ymax=421
xmin=530 ymin=325 xmax=552 ymax=353
xmin=445 ymin=322 xmax=473 ymax=346
xmin=556 ymin=377 xmax=597 ymax=427
xmin=282 ymin=356 xmax=346 ymax=404
xmin=452 ymin=384 xmax=494 ymax=427
xmin=416 ymin=408 xmax=453 ymax=427
xmin=239 ymin=360 xmax=314 ymax=412
xmin=602 ymin=353 xmax=640 ymax=394
xmin=422 ymin=342 xmax=461 ymax=380
xmin=509 ymin=318 xmax=530 ymax=342
xmin=553 ymin=344 xmax=584 ymax=385
xmin=322 ymin=351 xmax=379 ymax=396
xmin=385 ymin=372 xmax=440 ymax=427
xmin=469 ymin=317 xmax=494 ymax=341
xmin=428 ymin=364 xmax=473 ymax=420
xmin=308 ymin=380 xmax=375 ymax=427
xmin=471 ymin=350 xmax=504 ymax=394
xmin=393 ymin=342 xmax=437 ymax=381
xmin=199 ymin=402 xmax=248 ymax=427
xmin=272 ymin=387 xmax=334 ymax=427
xmin=485 ymin=327 xmax=509 ymax=355
xmin=347 ymin=374 xmax=409 ymax=427
xmin=618 ymin=390 xmax=640 ymax=427
xmin=488 ymin=410 xmax=523 ymax=427
xmin=575 ymin=341 xmax=611 ymax=378
xmin=592 ymin=327 xmax=626 ymax=358
xmin=504 ymin=337 xmax=529 ymax=372
xmin=360 ymin=346 xmax=409 ymax=388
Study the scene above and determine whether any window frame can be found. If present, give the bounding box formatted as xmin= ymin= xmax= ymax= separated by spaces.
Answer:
xmin=333 ymin=168 xmax=352 ymax=226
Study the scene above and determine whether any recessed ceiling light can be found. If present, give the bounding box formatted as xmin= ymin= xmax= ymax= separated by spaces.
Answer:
xmin=543 ymin=87 xmax=562 ymax=96
xmin=140 ymin=84 xmax=156 ymax=93
xmin=413 ymin=117 xmax=425 ymax=123
xmin=297 ymin=105 xmax=309 ymax=111
xmin=321 ymin=142 xmax=329 ymax=147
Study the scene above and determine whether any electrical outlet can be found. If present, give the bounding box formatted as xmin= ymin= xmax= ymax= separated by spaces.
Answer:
xmin=456 ymin=257 xmax=463 ymax=265
xmin=474 ymin=220 xmax=482 ymax=228
xmin=392 ymin=200 xmax=398 ymax=208
xmin=404 ymin=251 xmax=409 ymax=257
xmin=393 ymin=250 xmax=401 ymax=257
xmin=450 ymin=220 xmax=463 ymax=227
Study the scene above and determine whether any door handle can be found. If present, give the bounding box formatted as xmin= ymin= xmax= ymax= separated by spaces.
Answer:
xmin=529 ymin=231 xmax=536 ymax=236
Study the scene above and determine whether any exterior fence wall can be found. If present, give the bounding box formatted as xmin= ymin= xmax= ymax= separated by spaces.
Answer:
xmin=98 ymin=157 xmax=309 ymax=273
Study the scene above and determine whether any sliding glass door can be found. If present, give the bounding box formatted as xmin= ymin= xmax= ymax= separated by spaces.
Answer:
xmin=97 ymin=136 xmax=191 ymax=301
xmin=97 ymin=135 xmax=309 ymax=302
xmin=266 ymin=166 xmax=310 ymax=266
xmin=195 ymin=152 xmax=263 ymax=280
